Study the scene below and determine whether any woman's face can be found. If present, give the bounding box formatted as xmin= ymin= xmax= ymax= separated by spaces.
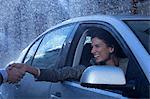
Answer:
xmin=91 ymin=37 xmax=114 ymax=63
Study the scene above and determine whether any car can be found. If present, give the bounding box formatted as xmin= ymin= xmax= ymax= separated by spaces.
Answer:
xmin=1 ymin=15 xmax=150 ymax=99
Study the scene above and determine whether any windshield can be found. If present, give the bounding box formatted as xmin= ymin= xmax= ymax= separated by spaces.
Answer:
xmin=124 ymin=20 xmax=150 ymax=54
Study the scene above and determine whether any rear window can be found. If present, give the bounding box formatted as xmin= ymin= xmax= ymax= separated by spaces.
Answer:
xmin=124 ymin=20 xmax=150 ymax=54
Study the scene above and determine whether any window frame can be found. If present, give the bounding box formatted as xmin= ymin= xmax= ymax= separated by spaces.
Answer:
xmin=23 ymin=23 xmax=77 ymax=69
xmin=22 ymin=35 xmax=44 ymax=64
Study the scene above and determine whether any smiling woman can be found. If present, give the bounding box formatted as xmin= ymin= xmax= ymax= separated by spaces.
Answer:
xmin=89 ymin=28 xmax=119 ymax=65
xmin=84 ymin=28 xmax=128 ymax=74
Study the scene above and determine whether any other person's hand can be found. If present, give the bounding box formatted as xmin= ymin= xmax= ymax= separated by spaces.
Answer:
xmin=6 ymin=65 xmax=26 ymax=83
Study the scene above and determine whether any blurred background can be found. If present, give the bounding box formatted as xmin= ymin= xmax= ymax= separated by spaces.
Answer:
xmin=0 ymin=0 xmax=149 ymax=68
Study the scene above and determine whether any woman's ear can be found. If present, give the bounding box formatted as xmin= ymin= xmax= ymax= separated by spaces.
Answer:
xmin=109 ymin=46 xmax=114 ymax=54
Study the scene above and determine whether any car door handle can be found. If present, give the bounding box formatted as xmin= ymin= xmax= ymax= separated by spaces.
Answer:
xmin=51 ymin=92 xmax=61 ymax=99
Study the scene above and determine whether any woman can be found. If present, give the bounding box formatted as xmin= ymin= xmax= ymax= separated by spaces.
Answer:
xmin=9 ymin=28 xmax=128 ymax=82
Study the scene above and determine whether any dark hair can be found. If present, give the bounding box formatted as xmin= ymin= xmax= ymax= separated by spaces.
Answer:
xmin=87 ymin=27 xmax=119 ymax=55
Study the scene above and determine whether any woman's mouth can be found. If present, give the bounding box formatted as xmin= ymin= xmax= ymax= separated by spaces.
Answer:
xmin=94 ymin=54 xmax=99 ymax=58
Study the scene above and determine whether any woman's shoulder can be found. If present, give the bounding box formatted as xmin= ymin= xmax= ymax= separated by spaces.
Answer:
xmin=119 ymin=58 xmax=129 ymax=74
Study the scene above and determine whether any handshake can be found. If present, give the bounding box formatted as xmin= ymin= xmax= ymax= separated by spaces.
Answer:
xmin=6 ymin=63 xmax=38 ymax=83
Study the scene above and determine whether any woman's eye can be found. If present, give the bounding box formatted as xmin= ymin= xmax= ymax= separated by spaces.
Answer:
xmin=95 ymin=45 xmax=100 ymax=48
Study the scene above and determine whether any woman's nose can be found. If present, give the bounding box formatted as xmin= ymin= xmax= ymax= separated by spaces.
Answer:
xmin=91 ymin=47 xmax=95 ymax=54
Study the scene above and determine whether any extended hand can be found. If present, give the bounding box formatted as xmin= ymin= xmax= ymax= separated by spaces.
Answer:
xmin=8 ymin=63 xmax=39 ymax=78
xmin=6 ymin=64 xmax=26 ymax=83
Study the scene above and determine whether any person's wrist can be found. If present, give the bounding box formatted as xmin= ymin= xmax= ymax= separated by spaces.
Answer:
xmin=33 ymin=68 xmax=39 ymax=77
xmin=25 ymin=66 xmax=38 ymax=77
xmin=35 ymin=68 xmax=40 ymax=77
xmin=0 ymin=69 xmax=8 ymax=83
xmin=0 ymin=73 xmax=3 ymax=84
xmin=25 ymin=65 xmax=30 ymax=72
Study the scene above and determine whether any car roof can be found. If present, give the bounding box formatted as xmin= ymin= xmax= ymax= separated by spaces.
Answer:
xmin=62 ymin=15 xmax=150 ymax=24
xmin=43 ymin=15 xmax=150 ymax=34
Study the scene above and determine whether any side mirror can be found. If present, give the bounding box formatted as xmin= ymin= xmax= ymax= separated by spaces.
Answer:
xmin=80 ymin=66 xmax=126 ymax=89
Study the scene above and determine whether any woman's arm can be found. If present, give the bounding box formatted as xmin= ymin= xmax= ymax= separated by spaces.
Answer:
xmin=37 ymin=65 xmax=86 ymax=82
xmin=9 ymin=63 xmax=86 ymax=82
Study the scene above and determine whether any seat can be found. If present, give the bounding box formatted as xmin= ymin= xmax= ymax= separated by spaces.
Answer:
xmin=80 ymin=43 xmax=93 ymax=67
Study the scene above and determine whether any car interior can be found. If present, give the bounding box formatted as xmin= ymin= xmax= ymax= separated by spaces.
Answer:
xmin=77 ymin=27 xmax=128 ymax=68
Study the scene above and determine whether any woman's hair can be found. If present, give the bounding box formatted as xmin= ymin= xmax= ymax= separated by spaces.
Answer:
xmin=87 ymin=27 xmax=119 ymax=55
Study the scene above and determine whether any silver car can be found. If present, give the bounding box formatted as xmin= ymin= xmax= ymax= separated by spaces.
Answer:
xmin=1 ymin=15 xmax=150 ymax=99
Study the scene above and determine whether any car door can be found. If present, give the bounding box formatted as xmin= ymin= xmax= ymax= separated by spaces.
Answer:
xmin=50 ymin=20 xmax=149 ymax=99
xmin=49 ymin=22 xmax=128 ymax=99
xmin=1 ymin=23 xmax=76 ymax=99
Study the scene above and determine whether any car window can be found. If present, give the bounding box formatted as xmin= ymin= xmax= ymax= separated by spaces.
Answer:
xmin=23 ymin=37 xmax=44 ymax=65
xmin=123 ymin=20 xmax=150 ymax=54
xmin=32 ymin=24 xmax=75 ymax=69
xmin=79 ymin=27 xmax=128 ymax=67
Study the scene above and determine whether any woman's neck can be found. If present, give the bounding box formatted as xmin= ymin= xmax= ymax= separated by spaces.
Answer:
xmin=106 ymin=56 xmax=119 ymax=66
